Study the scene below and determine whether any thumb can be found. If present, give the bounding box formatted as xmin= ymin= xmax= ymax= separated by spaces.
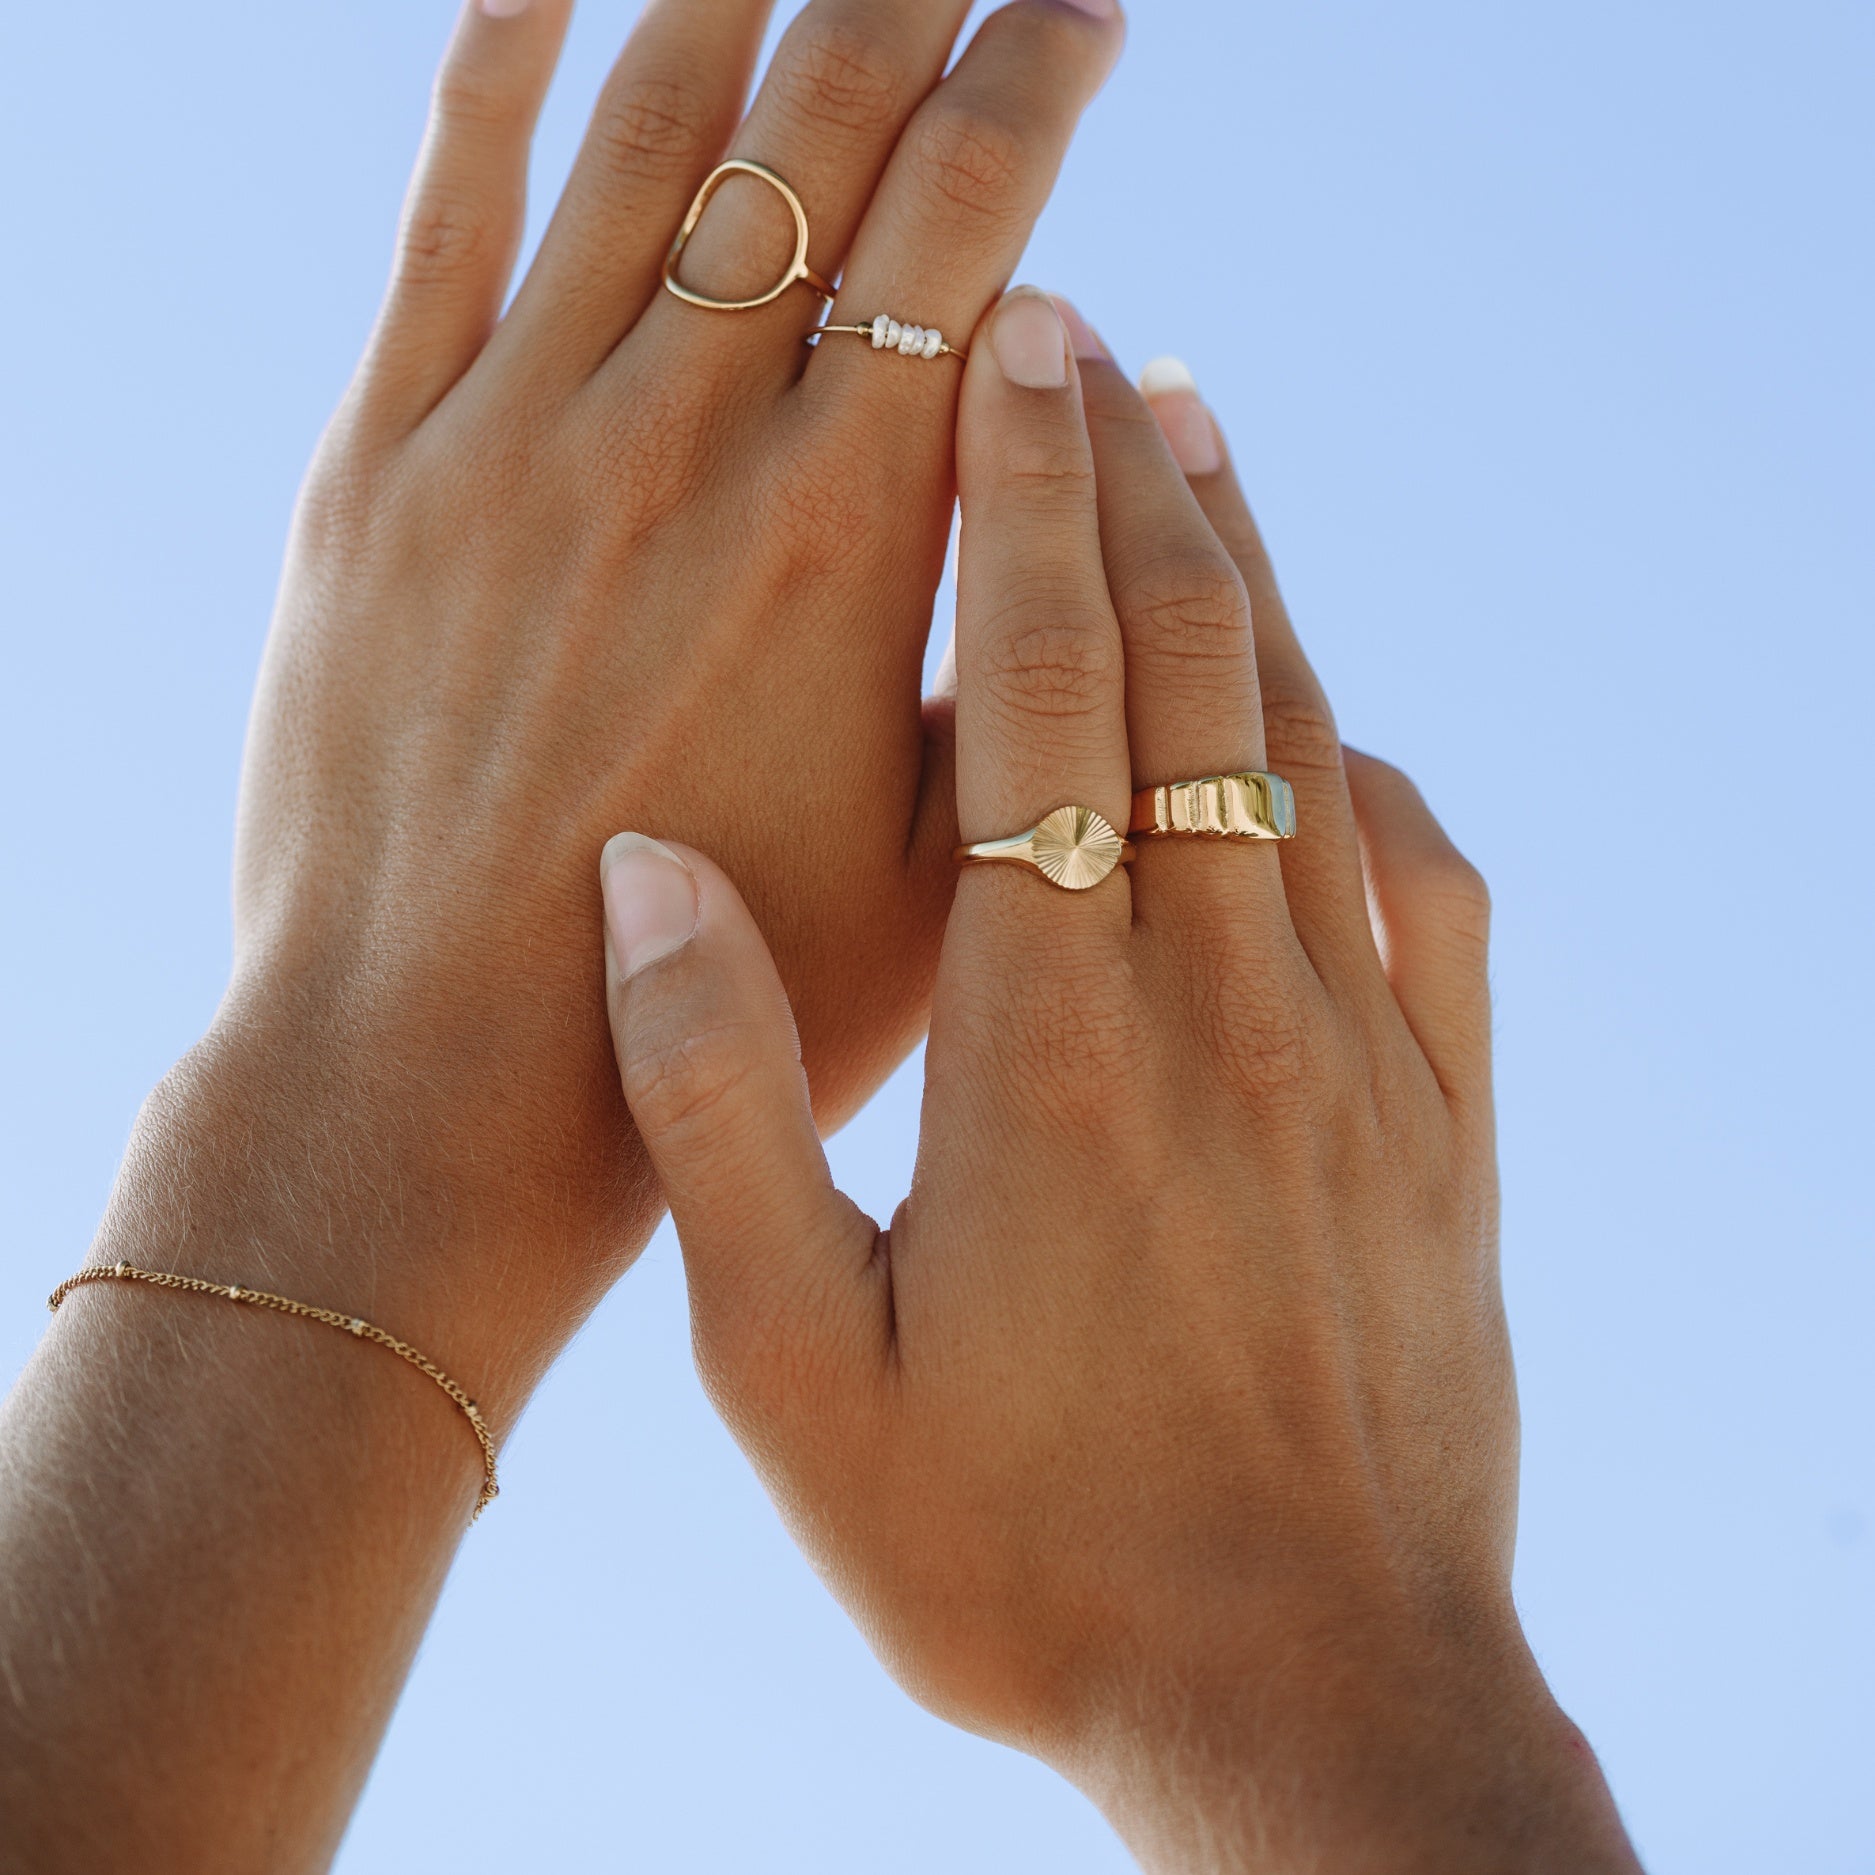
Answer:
xmin=599 ymin=833 xmax=883 ymax=1413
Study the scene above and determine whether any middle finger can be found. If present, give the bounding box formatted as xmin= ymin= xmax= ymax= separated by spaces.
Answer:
xmin=802 ymin=0 xmax=1123 ymax=428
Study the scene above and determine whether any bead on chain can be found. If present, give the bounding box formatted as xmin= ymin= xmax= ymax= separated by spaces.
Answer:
xmin=870 ymin=313 xmax=947 ymax=359
xmin=803 ymin=314 xmax=965 ymax=361
xmin=46 ymin=1260 xmax=500 ymax=1519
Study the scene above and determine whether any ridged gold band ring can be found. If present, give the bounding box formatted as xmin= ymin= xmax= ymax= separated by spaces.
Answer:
xmin=1129 ymin=772 xmax=1298 ymax=842
xmin=954 ymin=805 xmax=1133 ymax=891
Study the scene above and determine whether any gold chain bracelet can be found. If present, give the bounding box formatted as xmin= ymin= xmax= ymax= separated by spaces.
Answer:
xmin=48 ymin=1261 xmax=498 ymax=1519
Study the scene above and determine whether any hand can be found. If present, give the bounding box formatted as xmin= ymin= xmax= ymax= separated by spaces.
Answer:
xmin=191 ymin=0 xmax=1122 ymax=1405
xmin=600 ymin=290 xmax=1641 ymax=1871
xmin=0 ymin=12 xmax=1128 ymax=1868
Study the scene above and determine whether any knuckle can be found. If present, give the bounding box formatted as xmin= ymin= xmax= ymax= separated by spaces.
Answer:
xmin=291 ymin=450 xmax=394 ymax=557
xmin=960 ymin=948 xmax=1145 ymax=1128
xmin=576 ymin=374 xmax=715 ymax=536
xmin=979 ymin=616 xmax=1121 ymax=723
xmin=1416 ymin=847 xmax=1493 ymax=939
xmin=619 ymin=1017 xmax=762 ymax=1148
xmin=766 ymin=458 xmax=875 ymax=576
xmin=993 ymin=428 xmax=1097 ymax=502
xmin=1121 ymin=547 xmax=1252 ymax=666
xmin=1215 ymin=979 xmax=1331 ymax=1116
xmin=907 ymin=100 xmax=1028 ymax=229
xmin=396 ymin=188 xmax=499 ymax=289
xmin=1259 ymin=678 xmax=1343 ymax=777
xmin=430 ymin=65 xmax=527 ymax=138
xmin=772 ymin=15 xmax=911 ymax=141
xmin=592 ymin=72 xmax=714 ymax=187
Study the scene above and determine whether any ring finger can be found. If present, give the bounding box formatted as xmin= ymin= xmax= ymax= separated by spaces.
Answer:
xmin=1064 ymin=310 xmax=1296 ymax=943
xmin=1140 ymin=357 xmax=1379 ymax=982
xmin=625 ymin=0 xmax=983 ymax=379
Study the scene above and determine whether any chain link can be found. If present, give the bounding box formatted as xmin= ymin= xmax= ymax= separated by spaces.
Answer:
xmin=48 ymin=1261 xmax=498 ymax=1519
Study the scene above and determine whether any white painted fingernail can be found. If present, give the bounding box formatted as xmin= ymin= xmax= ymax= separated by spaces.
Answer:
xmin=1139 ymin=355 xmax=1222 ymax=476
xmin=1139 ymin=356 xmax=1197 ymax=398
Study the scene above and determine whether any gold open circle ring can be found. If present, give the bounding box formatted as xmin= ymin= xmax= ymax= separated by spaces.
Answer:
xmin=662 ymin=160 xmax=836 ymax=312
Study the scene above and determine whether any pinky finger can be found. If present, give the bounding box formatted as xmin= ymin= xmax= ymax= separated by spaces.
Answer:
xmin=1343 ymin=749 xmax=1495 ymax=1122
xmin=354 ymin=0 xmax=572 ymax=436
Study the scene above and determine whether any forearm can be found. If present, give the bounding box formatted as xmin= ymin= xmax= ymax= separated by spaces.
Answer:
xmin=0 ymin=1007 xmax=660 ymax=1873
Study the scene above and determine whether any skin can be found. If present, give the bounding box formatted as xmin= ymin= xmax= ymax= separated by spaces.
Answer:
xmin=0 ymin=1 xmax=1123 ymax=1868
xmin=599 ymin=290 xmax=1646 ymax=1872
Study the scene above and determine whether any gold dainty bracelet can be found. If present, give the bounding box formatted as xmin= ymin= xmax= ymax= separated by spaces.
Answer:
xmin=48 ymin=1261 xmax=498 ymax=1519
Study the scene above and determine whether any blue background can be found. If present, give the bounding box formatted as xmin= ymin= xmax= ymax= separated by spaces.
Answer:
xmin=3 ymin=2 xmax=1870 ymax=1868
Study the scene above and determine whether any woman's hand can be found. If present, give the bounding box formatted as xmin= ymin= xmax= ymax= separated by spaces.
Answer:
xmin=199 ymin=0 xmax=1122 ymax=1402
xmin=601 ymin=290 xmax=1641 ymax=1871
xmin=0 ymin=13 xmax=1127 ymax=1869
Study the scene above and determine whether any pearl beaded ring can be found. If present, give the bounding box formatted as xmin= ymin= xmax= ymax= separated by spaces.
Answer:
xmin=808 ymin=312 xmax=966 ymax=362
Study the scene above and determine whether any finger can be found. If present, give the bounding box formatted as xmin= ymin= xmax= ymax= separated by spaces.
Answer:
xmin=354 ymin=0 xmax=573 ymax=435
xmin=626 ymin=0 xmax=982 ymax=379
xmin=803 ymin=0 xmax=1121 ymax=430
xmin=600 ymin=833 xmax=885 ymax=1417
xmin=1070 ymin=308 xmax=1271 ymax=809
xmin=954 ymin=291 xmax=1131 ymax=898
xmin=1140 ymin=356 xmax=1377 ymax=981
xmin=1342 ymin=751 xmax=1494 ymax=1119
xmin=497 ymin=0 xmax=777 ymax=382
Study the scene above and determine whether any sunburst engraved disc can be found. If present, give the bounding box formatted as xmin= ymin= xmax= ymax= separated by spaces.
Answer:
xmin=1030 ymin=805 xmax=1125 ymax=890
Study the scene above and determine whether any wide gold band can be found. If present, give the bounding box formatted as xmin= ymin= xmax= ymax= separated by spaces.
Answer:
xmin=662 ymin=160 xmax=835 ymax=311
xmin=1129 ymin=772 xmax=1298 ymax=842
xmin=954 ymin=805 xmax=1133 ymax=891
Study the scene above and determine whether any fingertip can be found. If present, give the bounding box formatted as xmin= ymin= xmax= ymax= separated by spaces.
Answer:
xmin=1047 ymin=0 xmax=1126 ymax=80
xmin=1139 ymin=355 xmax=1222 ymax=476
xmin=1052 ymin=296 xmax=1109 ymax=363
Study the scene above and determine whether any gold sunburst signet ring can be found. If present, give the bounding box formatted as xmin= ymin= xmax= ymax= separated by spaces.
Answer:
xmin=662 ymin=160 xmax=836 ymax=312
xmin=954 ymin=805 xmax=1134 ymax=891
xmin=1129 ymin=772 xmax=1298 ymax=841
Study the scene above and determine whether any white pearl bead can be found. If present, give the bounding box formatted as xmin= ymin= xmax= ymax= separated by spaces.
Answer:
xmin=885 ymin=319 xmax=903 ymax=351
xmin=898 ymin=323 xmax=922 ymax=356
xmin=921 ymin=328 xmax=943 ymax=359
xmin=871 ymin=314 xmax=889 ymax=349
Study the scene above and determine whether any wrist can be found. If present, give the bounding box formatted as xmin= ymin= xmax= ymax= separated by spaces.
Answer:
xmin=1067 ymin=1610 xmax=1639 ymax=1875
xmin=93 ymin=976 xmax=662 ymax=1431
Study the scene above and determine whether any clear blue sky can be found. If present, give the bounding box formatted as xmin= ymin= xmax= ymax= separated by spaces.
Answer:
xmin=2 ymin=2 xmax=1870 ymax=1869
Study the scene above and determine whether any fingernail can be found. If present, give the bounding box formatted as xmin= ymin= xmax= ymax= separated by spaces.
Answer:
xmin=1139 ymin=354 xmax=1222 ymax=475
xmin=601 ymin=834 xmax=698 ymax=979
xmin=480 ymin=0 xmax=531 ymax=16
xmin=1057 ymin=0 xmax=1119 ymax=17
xmin=990 ymin=289 xmax=1070 ymax=389
xmin=1052 ymin=296 xmax=1109 ymax=362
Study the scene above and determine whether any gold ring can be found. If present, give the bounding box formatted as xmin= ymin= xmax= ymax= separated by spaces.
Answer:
xmin=1129 ymin=772 xmax=1297 ymax=841
xmin=662 ymin=160 xmax=835 ymax=312
xmin=807 ymin=314 xmax=967 ymax=363
xmin=954 ymin=805 xmax=1133 ymax=891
